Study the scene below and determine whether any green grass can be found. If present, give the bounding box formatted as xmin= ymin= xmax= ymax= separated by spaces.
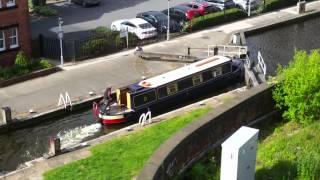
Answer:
xmin=256 ymin=120 xmax=320 ymax=179
xmin=43 ymin=107 xmax=211 ymax=180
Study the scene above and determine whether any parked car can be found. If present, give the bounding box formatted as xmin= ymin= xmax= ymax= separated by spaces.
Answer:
xmin=194 ymin=0 xmax=235 ymax=10
xmin=163 ymin=5 xmax=201 ymax=25
xmin=181 ymin=2 xmax=220 ymax=16
xmin=71 ymin=0 xmax=101 ymax=7
xmin=233 ymin=0 xmax=259 ymax=11
xmin=110 ymin=18 xmax=157 ymax=40
xmin=136 ymin=11 xmax=181 ymax=33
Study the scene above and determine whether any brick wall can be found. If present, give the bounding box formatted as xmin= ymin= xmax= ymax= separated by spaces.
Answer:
xmin=0 ymin=0 xmax=31 ymax=67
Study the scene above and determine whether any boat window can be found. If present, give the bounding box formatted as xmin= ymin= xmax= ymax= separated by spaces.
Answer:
xmin=202 ymin=70 xmax=212 ymax=82
xmin=133 ymin=90 xmax=156 ymax=108
xmin=178 ymin=77 xmax=193 ymax=90
xmin=158 ymin=87 xmax=168 ymax=99
xmin=167 ymin=83 xmax=178 ymax=95
xmin=212 ymin=67 xmax=222 ymax=78
xmin=222 ymin=63 xmax=232 ymax=74
xmin=192 ymin=74 xmax=203 ymax=85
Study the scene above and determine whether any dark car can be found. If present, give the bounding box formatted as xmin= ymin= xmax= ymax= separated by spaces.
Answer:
xmin=136 ymin=11 xmax=181 ymax=33
xmin=163 ymin=5 xmax=201 ymax=25
xmin=71 ymin=0 xmax=101 ymax=7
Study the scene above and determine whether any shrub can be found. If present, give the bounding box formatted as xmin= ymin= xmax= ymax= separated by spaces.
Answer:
xmin=33 ymin=6 xmax=57 ymax=17
xmin=15 ymin=51 xmax=30 ymax=68
xmin=81 ymin=38 xmax=110 ymax=56
xmin=273 ymin=50 xmax=320 ymax=125
xmin=39 ymin=59 xmax=53 ymax=69
xmin=184 ymin=8 xmax=247 ymax=32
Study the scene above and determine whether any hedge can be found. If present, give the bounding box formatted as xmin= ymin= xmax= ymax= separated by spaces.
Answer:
xmin=186 ymin=8 xmax=247 ymax=32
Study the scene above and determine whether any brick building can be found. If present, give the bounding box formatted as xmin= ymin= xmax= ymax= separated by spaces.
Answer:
xmin=0 ymin=0 xmax=31 ymax=67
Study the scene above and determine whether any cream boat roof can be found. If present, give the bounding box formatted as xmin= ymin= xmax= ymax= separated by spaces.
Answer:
xmin=138 ymin=55 xmax=231 ymax=88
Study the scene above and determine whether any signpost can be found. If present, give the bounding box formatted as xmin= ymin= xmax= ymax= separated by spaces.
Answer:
xmin=120 ymin=25 xmax=129 ymax=48
xmin=167 ymin=0 xmax=170 ymax=41
xmin=58 ymin=17 xmax=64 ymax=66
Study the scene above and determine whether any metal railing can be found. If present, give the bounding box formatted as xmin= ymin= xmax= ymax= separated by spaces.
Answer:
xmin=257 ymin=51 xmax=266 ymax=77
xmin=58 ymin=92 xmax=73 ymax=110
xmin=207 ymin=45 xmax=248 ymax=58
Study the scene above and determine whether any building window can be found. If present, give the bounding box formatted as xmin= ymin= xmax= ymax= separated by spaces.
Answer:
xmin=0 ymin=31 xmax=5 ymax=51
xmin=7 ymin=0 xmax=16 ymax=7
xmin=9 ymin=27 xmax=18 ymax=49
xmin=192 ymin=74 xmax=203 ymax=86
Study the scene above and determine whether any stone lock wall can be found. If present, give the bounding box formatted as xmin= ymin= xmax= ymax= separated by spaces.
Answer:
xmin=137 ymin=84 xmax=278 ymax=180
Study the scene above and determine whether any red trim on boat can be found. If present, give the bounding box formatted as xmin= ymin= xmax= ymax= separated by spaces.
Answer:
xmin=101 ymin=118 xmax=127 ymax=125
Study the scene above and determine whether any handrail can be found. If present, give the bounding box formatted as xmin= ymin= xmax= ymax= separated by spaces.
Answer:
xmin=207 ymin=45 xmax=248 ymax=58
xmin=257 ymin=51 xmax=266 ymax=77
xmin=57 ymin=92 xmax=73 ymax=110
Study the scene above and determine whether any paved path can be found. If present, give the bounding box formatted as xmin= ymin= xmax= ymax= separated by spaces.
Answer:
xmin=1 ymin=1 xmax=320 ymax=179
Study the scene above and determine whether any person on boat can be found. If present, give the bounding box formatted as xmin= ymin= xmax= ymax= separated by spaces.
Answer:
xmin=99 ymin=87 xmax=112 ymax=113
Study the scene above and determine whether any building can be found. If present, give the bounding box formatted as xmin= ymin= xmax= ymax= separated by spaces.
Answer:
xmin=0 ymin=0 xmax=31 ymax=67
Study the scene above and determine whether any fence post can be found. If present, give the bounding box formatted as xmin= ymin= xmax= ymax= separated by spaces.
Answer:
xmin=39 ymin=34 xmax=44 ymax=57
xmin=72 ymin=40 xmax=76 ymax=64
xmin=1 ymin=107 xmax=12 ymax=125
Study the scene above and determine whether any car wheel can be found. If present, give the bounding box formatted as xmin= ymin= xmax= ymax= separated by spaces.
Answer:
xmin=111 ymin=25 xmax=117 ymax=31
xmin=82 ymin=1 xmax=87 ymax=7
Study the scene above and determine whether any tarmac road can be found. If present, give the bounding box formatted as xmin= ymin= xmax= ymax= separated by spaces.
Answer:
xmin=31 ymin=0 xmax=188 ymax=39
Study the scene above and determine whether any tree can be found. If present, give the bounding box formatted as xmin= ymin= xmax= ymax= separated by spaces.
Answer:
xmin=273 ymin=50 xmax=320 ymax=125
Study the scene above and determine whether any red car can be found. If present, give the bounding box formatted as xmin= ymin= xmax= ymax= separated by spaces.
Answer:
xmin=180 ymin=1 xmax=220 ymax=16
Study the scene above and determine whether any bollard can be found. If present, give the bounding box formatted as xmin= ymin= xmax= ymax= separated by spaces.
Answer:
xmin=297 ymin=1 xmax=306 ymax=14
xmin=187 ymin=47 xmax=191 ymax=55
xmin=49 ymin=137 xmax=61 ymax=156
xmin=1 ymin=107 xmax=12 ymax=125
xmin=213 ymin=47 xmax=219 ymax=56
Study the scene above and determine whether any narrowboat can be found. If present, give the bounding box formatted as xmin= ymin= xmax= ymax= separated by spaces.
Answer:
xmin=93 ymin=55 xmax=244 ymax=125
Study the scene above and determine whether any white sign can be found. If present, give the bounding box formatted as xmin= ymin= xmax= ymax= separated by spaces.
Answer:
xmin=57 ymin=30 xmax=64 ymax=39
xmin=120 ymin=26 xmax=128 ymax=38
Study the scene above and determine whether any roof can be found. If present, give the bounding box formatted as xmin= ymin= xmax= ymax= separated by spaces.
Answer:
xmin=138 ymin=55 xmax=231 ymax=88
xmin=129 ymin=18 xmax=148 ymax=25
xmin=221 ymin=126 xmax=259 ymax=149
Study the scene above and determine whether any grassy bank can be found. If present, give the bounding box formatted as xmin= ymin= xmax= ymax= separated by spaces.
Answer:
xmin=43 ymin=107 xmax=211 ymax=180
xmin=179 ymin=120 xmax=320 ymax=179
xmin=256 ymin=120 xmax=320 ymax=179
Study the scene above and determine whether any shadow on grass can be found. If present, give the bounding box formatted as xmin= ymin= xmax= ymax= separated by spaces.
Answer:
xmin=251 ymin=111 xmax=286 ymax=141
xmin=256 ymin=160 xmax=297 ymax=180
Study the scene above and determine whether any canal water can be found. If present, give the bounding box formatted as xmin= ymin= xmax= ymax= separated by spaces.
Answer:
xmin=0 ymin=109 xmax=131 ymax=174
xmin=246 ymin=16 xmax=320 ymax=76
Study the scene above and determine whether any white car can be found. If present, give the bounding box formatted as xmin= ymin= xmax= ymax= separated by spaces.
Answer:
xmin=233 ymin=0 xmax=259 ymax=11
xmin=111 ymin=18 xmax=158 ymax=40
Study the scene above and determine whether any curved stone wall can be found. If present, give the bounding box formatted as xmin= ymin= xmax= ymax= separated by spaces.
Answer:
xmin=137 ymin=84 xmax=278 ymax=180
